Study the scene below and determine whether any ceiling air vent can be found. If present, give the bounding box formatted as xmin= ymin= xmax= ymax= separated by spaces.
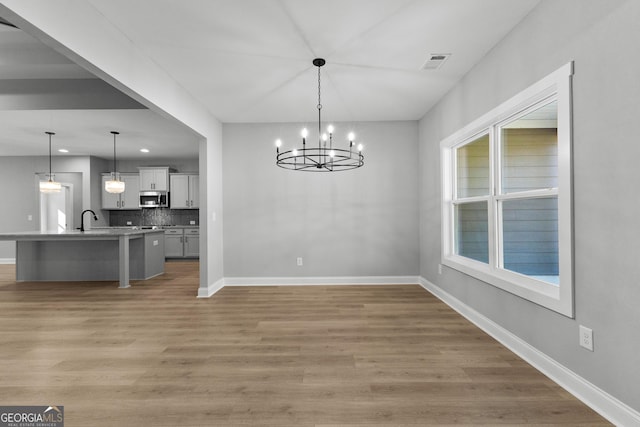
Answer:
xmin=421 ymin=53 xmax=451 ymax=70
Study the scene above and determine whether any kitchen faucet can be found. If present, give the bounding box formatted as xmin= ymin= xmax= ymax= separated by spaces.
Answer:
xmin=80 ymin=209 xmax=98 ymax=232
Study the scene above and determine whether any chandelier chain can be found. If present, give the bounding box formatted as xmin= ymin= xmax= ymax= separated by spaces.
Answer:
xmin=317 ymin=63 xmax=322 ymax=145
xmin=317 ymin=64 xmax=322 ymax=110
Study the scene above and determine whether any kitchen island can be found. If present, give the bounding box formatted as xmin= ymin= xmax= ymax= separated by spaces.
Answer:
xmin=0 ymin=228 xmax=165 ymax=288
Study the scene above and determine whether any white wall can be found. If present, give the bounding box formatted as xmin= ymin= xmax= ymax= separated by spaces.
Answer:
xmin=419 ymin=0 xmax=640 ymax=412
xmin=223 ymin=121 xmax=419 ymax=278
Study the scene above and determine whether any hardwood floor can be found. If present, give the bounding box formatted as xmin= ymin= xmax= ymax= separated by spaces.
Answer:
xmin=0 ymin=262 xmax=610 ymax=426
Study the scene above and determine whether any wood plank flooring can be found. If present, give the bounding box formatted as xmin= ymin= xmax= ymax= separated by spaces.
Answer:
xmin=0 ymin=262 xmax=610 ymax=426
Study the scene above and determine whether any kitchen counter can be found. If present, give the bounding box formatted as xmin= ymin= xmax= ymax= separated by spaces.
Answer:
xmin=0 ymin=229 xmax=165 ymax=288
xmin=0 ymin=228 xmax=162 ymax=239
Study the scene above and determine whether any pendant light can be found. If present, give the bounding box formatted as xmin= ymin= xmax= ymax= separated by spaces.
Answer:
xmin=104 ymin=131 xmax=125 ymax=194
xmin=40 ymin=131 xmax=62 ymax=193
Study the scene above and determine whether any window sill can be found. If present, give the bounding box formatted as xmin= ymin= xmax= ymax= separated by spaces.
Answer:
xmin=442 ymin=255 xmax=572 ymax=318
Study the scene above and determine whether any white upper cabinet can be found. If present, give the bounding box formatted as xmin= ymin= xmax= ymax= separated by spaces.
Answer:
xmin=139 ymin=167 xmax=169 ymax=191
xmin=120 ymin=174 xmax=140 ymax=209
xmin=170 ymin=174 xmax=199 ymax=209
xmin=101 ymin=173 xmax=140 ymax=210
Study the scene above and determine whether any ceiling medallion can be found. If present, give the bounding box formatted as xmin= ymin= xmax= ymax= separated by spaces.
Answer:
xmin=274 ymin=58 xmax=364 ymax=172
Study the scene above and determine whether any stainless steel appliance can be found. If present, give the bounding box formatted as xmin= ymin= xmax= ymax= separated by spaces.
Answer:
xmin=139 ymin=191 xmax=168 ymax=208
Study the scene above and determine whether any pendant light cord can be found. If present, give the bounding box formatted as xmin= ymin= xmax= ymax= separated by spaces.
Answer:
xmin=111 ymin=131 xmax=120 ymax=177
xmin=45 ymin=131 xmax=55 ymax=181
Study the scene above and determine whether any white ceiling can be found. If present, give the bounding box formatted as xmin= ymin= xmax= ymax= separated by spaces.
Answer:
xmin=0 ymin=109 xmax=201 ymax=158
xmin=0 ymin=0 xmax=540 ymax=158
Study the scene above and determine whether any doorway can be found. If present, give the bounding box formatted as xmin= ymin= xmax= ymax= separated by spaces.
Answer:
xmin=40 ymin=183 xmax=74 ymax=232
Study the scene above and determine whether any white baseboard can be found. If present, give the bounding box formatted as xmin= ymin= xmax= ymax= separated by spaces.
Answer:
xmin=197 ymin=275 xmax=419 ymax=294
xmin=223 ymin=276 xmax=420 ymax=286
xmin=419 ymin=276 xmax=640 ymax=427
xmin=197 ymin=277 xmax=224 ymax=298
xmin=0 ymin=258 xmax=15 ymax=264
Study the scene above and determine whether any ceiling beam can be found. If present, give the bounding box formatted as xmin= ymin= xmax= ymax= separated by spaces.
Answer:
xmin=0 ymin=78 xmax=146 ymax=110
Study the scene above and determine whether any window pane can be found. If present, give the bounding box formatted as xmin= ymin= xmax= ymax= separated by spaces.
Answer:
xmin=456 ymin=134 xmax=489 ymax=198
xmin=501 ymin=101 xmax=557 ymax=193
xmin=455 ymin=201 xmax=488 ymax=263
xmin=501 ymin=197 xmax=558 ymax=284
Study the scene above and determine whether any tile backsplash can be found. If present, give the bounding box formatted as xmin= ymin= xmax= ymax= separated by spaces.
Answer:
xmin=109 ymin=208 xmax=199 ymax=227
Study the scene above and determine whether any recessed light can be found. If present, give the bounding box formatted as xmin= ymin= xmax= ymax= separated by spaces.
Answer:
xmin=58 ymin=149 xmax=69 ymax=153
xmin=140 ymin=148 xmax=150 ymax=153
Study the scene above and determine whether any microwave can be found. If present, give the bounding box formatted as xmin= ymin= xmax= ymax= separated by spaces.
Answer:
xmin=139 ymin=191 xmax=169 ymax=208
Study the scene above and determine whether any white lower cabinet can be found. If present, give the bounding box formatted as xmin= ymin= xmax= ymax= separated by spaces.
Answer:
xmin=184 ymin=229 xmax=200 ymax=257
xmin=164 ymin=229 xmax=185 ymax=258
xmin=164 ymin=228 xmax=199 ymax=258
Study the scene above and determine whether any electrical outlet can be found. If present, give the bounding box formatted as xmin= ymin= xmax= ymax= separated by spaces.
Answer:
xmin=190 ymin=220 xmax=196 ymax=225
xmin=438 ymin=264 xmax=442 ymax=274
xmin=579 ymin=325 xmax=593 ymax=351
xmin=297 ymin=257 xmax=303 ymax=266
xmin=126 ymin=221 xmax=132 ymax=225
xmin=27 ymin=215 xmax=33 ymax=221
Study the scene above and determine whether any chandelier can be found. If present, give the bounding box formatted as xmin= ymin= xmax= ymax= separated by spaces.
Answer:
xmin=275 ymin=58 xmax=364 ymax=171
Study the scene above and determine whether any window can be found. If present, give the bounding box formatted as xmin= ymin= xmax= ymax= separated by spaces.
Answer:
xmin=441 ymin=63 xmax=573 ymax=317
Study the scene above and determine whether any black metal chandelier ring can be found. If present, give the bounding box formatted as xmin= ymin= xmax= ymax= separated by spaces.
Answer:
xmin=276 ymin=147 xmax=365 ymax=172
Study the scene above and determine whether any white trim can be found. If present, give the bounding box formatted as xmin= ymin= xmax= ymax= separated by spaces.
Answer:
xmin=440 ymin=62 xmax=574 ymax=318
xmin=223 ymin=276 xmax=420 ymax=286
xmin=197 ymin=277 xmax=224 ymax=298
xmin=0 ymin=258 xmax=16 ymax=264
xmin=196 ymin=276 xmax=419 ymax=297
xmin=440 ymin=62 xmax=572 ymax=149
xmin=419 ymin=276 xmax=640 ymax=427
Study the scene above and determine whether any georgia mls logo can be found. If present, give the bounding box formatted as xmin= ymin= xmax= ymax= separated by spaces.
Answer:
xmin=0 ymin=405 xmax=64 ymax=427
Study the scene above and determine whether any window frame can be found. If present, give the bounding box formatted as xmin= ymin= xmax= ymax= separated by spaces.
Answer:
xmin=440 ymin=62 xmax=574 ymax=317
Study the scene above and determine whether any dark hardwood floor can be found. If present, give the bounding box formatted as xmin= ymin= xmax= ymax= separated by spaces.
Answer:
xmin=0 ymin=262 xmax=610 ymax=426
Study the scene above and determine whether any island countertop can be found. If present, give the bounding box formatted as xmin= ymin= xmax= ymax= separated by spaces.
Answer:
xmin=0 ymin=229 xmax=165 ymax=288
xmin=0 ymin=228 xmax=164 ymax=241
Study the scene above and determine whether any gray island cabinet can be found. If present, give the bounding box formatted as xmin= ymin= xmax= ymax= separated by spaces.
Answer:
xmin=0 ymin=229 xmax=165 ymax=288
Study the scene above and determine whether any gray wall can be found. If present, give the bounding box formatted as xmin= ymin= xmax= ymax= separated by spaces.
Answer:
xmin=224 ymin=121 xmax=419 ymax=277
xmin=419 ymin=0 xmax=640 ymax=411
xmin=0 ymin=155 xmax=110 ymax=258
xmin=115 ymin=158 xmax=199 ymax=174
